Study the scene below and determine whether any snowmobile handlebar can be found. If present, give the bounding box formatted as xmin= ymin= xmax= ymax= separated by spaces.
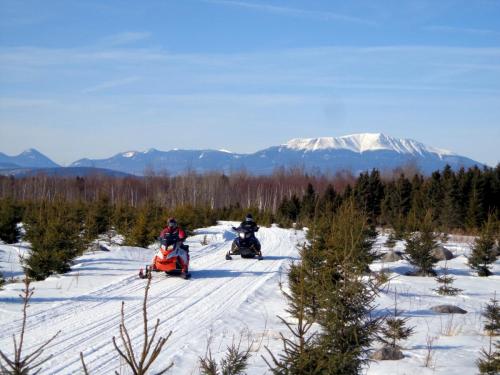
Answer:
xmin=232 ymin=226 xmax=259 ymax=232
xmin=159 ymin=233 xmax=180 ymax=246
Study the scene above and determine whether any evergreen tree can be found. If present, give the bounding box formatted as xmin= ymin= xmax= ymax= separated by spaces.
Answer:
xmin=277 ymin=194 xmax=301 ymax=226
xmin=24 ymin=201 xmax=86 ymax=280
xmin=426 ymin=171 xmax=445 ymax=224
xmin=381 ymin=174 xmax=412 ymax=238
xmin=379 ymin=294 xmax=414 ymax=350
xmin=354 ymin=170 xmax=383 ymax=226
xmin=477 ymin=338 xmax=500 ymax=375
xmin=318 ymin=184 xmax=341 ymax=222
xmin=127 ymin=206 xmax=152 ymax=248
xmin=311 ymin=200 xmax=380 ymax=373
xmin=268 ymin=200 xmax=380 ymax=374
xmin=86 ymin=195 xmax=112 ymax=238
xmin=440 ymin=166 xmax=462 ymax=231
xmin=466 ymin=167 xmax=487 ymax=230
xmin=0 ymin=197 xmax=21 ymax=244
xmin=469 ymin=214 xmax=497 ymax=276
xmin=406 ymin=175 xmax=426 ymax=232
xmin=385 ymin=233 xmax=397 ymax=250
xmin=325 ymin=200 xmax=378 ymax=272
xmin=404 ymin=211 xmax=439 ymax=276
xmin=264 ymin=257 xmax=319 ymax=374
xmin=483 ymin=293 xmax=500 ymax=336
xmin=433 ymin=262 xmax=462 ymax=296
xmin=112 ymin=203 xmax=135 ymax=238
xmin=300 ymin=183 xmax=317 ymax=223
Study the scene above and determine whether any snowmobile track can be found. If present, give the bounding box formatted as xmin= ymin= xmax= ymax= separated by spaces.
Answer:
xmin=0 ymin=224 xmax=303 ymax=374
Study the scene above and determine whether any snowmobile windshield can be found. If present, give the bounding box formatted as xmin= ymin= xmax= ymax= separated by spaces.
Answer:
xmin=161 ymin=233 xmax=179 ymax=246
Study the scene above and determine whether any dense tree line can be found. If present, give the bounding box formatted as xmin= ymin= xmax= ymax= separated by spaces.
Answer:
xmin=0 ymin=164 xmax=498 ymax=280
xmin=1 ymin=164 xmax=498 ymax=234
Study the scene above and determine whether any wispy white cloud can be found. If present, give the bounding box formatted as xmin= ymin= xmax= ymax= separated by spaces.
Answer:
xmin=204 ymin=0 xmax=375 ymax=25
xmin=1 ymin=43 xmax=499 ymax=99
xmin=82 ymin=76 xmax=141 ymax=93
xmin=99 ymin=32 xmax=152 ymax=46
xmin=425 ymin=25 xmax=500 ymax=36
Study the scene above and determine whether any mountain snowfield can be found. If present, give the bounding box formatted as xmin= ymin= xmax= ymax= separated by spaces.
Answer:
xmin=0 ymin=222 xmax=498 ymax=374
xmin=284 ymin=133 xmax=454 ymax=157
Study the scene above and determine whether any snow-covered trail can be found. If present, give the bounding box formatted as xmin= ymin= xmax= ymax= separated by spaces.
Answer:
xmin=3 ymin=225 xmax=497 ymax=375
xmin=0 ymin=223 xmax=304 ymax=374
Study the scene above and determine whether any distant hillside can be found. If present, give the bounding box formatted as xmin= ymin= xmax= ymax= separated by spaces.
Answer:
xmin=0 ymin=167 xmax=132 ymax=178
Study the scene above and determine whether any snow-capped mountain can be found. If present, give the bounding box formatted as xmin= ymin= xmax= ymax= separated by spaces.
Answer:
xmin=70 ymin=133 xmax=482 ymax=175
xmin=0 ymin=148 xmax=60 ymax=169
xmin=284 ymin=133 xmax=453 ymax=157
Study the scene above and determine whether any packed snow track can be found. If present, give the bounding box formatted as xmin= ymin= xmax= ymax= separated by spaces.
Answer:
xmin=0 ymin=222 xmax=305 ymax=374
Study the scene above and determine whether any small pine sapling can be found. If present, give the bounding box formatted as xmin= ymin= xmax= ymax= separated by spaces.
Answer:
xmin=405 ymin=211 xmax=439 ymax=276
xmin=263 ymin=261 xmax=317 ymax=373
xmin=469 ymin=215 xmax=497 ymax=277
xmin=379 ymin=293 xmax=414 ymax=350
xmin=483 ymin=293 xmax=500 ymax=336
xmin=477 ymin=337 xmax=500 ymax=374
xmin=385 ymin=233 xmax=397 ymax=250
xmin=433 ymin=262 xmax=462 ymax=296
xmin=440 ymin=232 xmax=450 ymax=244
xmin=199 ymin=338 xmax=252 ymax=375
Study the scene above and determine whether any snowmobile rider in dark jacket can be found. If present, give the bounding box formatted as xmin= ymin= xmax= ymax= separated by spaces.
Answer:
xmin=236 ymin=214 xmax=261 ymax=253
xmin=238 ymin=213 xmax=259 ymax=233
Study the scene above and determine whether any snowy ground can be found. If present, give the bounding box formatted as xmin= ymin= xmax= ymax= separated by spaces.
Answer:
xmin=0 ymin=224 xmax=498 ymax=374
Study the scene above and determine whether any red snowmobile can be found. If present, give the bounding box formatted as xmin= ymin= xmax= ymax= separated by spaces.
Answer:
xmin=139 ymin=233 xmax=191 ymax=279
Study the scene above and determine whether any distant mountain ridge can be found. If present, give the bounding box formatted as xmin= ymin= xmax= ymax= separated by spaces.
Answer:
xmin=0 ymin=149 xmax=60 ymax=169
xmin=69 ymin=133 xmax=483 ymax=176
xmin=0 ymin=134 xmax=484 ymax=177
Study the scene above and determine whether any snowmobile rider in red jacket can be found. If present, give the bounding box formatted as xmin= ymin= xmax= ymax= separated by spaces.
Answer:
xmin=159 ymin=218 xmax=190 ymax=272
xmin=160 ymin=217 xmax=187 ymax=246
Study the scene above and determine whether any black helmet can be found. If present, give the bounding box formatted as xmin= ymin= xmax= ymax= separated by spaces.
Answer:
xmin=167 ymin=217 xmax=177 ymax=228
xmin=245 ymin=213 xmax=253 ymax=222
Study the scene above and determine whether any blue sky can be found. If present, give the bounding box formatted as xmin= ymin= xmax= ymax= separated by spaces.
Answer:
xmin=0 ymin=0 xmax=499 ymax=165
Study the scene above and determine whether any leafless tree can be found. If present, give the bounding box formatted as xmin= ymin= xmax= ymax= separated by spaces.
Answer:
xmin=112 ymin=275 xmax=172 ymax=375
xmin=0 ymin=277 xmax=60 ymax=374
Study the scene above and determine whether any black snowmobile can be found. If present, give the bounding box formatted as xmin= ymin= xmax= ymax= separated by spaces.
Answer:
xmin=226 ymin=226 xmax=263 ymax=260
